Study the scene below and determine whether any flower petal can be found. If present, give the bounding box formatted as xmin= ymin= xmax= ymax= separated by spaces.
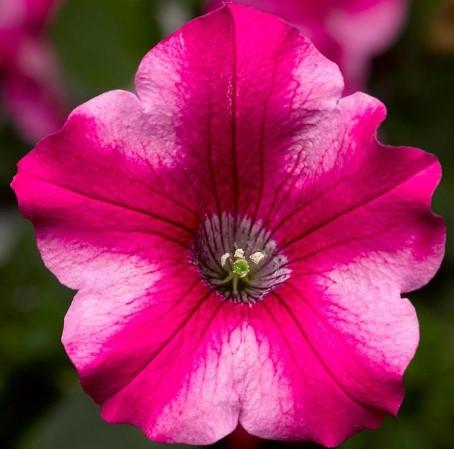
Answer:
xmin=12 ymin=89 xmax=199 ymax=245
xmin=100 ymin=312 xmax=288 ymax=445
xmin=239 ymin=279 xmax=418 ymax=446
xmin=135 ymin=3 xmax=343 ymax=219
xmin=276 ymin=93 xmax=445 ymax=293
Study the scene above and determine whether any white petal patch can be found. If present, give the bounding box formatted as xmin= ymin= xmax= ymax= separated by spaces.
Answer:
xmin=152 ymin=324 xmax=294 ymax=444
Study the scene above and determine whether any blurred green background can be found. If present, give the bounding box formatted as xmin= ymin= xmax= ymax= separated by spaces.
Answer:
xmin=0 ymin=0 xmax=453 ymax=448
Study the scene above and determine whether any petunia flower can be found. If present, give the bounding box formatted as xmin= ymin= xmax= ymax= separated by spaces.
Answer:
xmin=0 ymin=0 xmax=65 ymax=142
xmin=206 ymin=0 xmax=408 ymax=94
xmin=12 ymin=4 xmax=445 ymax=447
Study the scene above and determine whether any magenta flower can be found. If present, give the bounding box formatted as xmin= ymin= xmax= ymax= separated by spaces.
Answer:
xmin=206 ymin=0 xmax=407 ymax=93
xmin=0 ymin=0 xmax=65 ymax=142
xmin=12 ymin=4 xmax=444 ymax=447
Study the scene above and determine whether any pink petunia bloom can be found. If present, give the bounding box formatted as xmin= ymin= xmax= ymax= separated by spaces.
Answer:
xmin=0 ymin=0 xmax=65 ymax=142
xmin=206 ymin=0 xmax=407 ymax=94
xmin=12 ymin=4 xmax=445 ymax=447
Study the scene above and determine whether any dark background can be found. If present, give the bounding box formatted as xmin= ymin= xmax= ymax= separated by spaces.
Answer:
xmin=1 ymin=0 xmax=453 ymax=448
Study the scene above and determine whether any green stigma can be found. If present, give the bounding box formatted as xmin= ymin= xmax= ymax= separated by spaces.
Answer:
xmin=233 ymin=259 xmax=250 ymax=278
xmin=216 ymin=248 xmax=266 ymax=295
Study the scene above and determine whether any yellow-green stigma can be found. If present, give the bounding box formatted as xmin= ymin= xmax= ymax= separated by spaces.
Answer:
xmin=216 ymin=248 xmax=265 ymax=294
xmin=232 ymin=258 xmax=250 ymax=278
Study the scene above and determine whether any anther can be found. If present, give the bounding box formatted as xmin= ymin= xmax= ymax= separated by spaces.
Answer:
xmin=249 ymin=251 xmax=265 ymax=264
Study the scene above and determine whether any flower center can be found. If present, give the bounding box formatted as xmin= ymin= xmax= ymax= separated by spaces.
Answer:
xmin=193 ymin=214 xmax=291 ymax=304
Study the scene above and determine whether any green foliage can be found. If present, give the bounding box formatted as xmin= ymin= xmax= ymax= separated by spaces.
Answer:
xmin=0 ymin=222 xmax=70 ymax=367
xmin=51 ymin=0 xmax=160 ymax=99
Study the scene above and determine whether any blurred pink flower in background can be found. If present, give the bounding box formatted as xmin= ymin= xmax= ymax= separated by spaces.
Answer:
xmin=206 ymin=0 xmax=408 ymax=93
xmin=0 ymin=0 xmax=65 ymax=142
xmin=12 ymin=4 xmax=445 ymax=447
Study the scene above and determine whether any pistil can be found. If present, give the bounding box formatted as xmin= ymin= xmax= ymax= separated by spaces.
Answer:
xmin=218 ymin=248 xmax=264 ymax=293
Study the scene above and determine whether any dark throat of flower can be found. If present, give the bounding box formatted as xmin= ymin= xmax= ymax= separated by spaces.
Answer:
xmin=193 ymin=214 xmax=291 ymax=304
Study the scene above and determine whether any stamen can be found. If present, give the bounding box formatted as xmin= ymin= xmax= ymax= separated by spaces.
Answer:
xmin=234 ymin=248 xmax=245 ymax=259
xmin=221 ymin=252 xmax=231 ymax=267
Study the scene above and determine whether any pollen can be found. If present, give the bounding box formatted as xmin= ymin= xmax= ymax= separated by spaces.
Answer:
xmin=250 ymin=251 xmax=265 ymax=264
